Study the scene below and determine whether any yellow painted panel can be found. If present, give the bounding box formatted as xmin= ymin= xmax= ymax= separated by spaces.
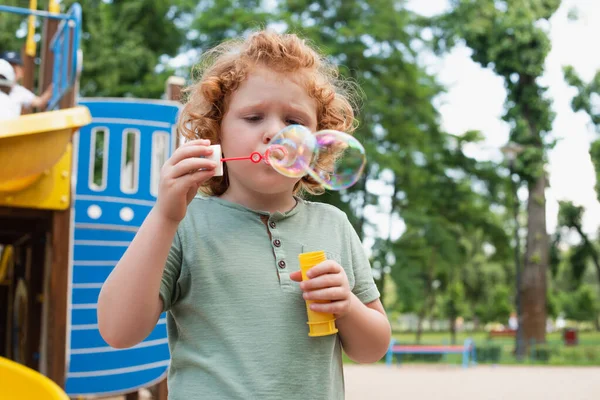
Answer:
xmin=0 ymin=106 xmax=91 ymax=186
xmin=0 ymin=144 xmax=73 ymax=210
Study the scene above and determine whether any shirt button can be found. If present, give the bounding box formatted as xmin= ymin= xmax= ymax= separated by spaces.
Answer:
xmin=269 ymin=221 xmax=276 ymax=229
xmin=278 ymin=260 xmax=286 ymax=269
xmin=273 ymin=239 xmax=281 ymax=247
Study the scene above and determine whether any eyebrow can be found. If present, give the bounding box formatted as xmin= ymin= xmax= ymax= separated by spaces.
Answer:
xmin=236 ymin=101 xmax=316 ymax=122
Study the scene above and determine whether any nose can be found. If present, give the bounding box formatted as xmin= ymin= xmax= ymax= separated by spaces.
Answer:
xmin=262 ymin=118 xmax=285 ymax=144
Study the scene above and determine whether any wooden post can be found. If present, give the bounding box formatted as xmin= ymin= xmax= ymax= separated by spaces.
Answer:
xmin=38 ymin=16 xmax=58 ymax=99
xmin=165 ymin=76 xmax=185 ymax=103
xmin=21 ymin=45 xmax=35 ymax=93
xmin=38 ymin=10 xmax=72 ymax=388
xmin=25 ymin=233 xmax=46 ymax=370
xmin=155 ymin=379 xmax=168 ymax=400
xmin=45 ymin=209 xmax=70 ymax=387
xmin=166 ymin=76 xmax=185 ymax=149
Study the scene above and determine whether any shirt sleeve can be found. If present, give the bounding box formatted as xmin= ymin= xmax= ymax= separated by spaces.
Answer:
xmin=159 ymin=229 xmax=183 ymax=311
xmin=345 ymin=218 xmax=380 ymax=304
xmin=10 ymin=85 xmax=36 ymax=107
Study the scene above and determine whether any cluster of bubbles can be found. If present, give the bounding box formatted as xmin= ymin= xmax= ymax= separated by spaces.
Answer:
xmin=265 ymin=125 xmax=366 ymax=190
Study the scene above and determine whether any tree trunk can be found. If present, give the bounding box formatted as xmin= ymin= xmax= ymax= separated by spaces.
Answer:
xmin=573 ymin=225 xmax=600 ymax=298
xmin=522 ymin=173 xmax=548 ymax=347
xmin=415 ymin=298 xmax=435 ymax=343
xmin=416 ymin=252 xmax=436 ymax=343
xmin=378 ymin=175 xmax=399 ymax=311
xmin=449 ymin=316 xmax=457 ymax=345
xmin=374 ymin=274 xmax=385 ymax=309
xmin=416 ymin=307 xmax=426 ymax=344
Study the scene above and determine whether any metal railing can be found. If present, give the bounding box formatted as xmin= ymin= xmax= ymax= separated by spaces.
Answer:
xmin=0 ymin=3 xmax=83 ymax=110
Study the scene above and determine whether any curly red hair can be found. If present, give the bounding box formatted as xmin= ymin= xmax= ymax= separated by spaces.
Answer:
xmin=177 ymin=30 xmax=360 ymax=196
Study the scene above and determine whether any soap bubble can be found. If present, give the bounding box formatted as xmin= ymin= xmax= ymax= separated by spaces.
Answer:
xmin=266 ymin=125 xmax=366 ymax=190
xmin=266 ymin=125 xmax=317 ymax=178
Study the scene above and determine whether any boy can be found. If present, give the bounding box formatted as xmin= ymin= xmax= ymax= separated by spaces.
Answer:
xmin=0 ymin=59 xmax=21 ymax=120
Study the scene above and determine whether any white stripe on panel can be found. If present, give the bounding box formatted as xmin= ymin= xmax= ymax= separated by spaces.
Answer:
xmin=76 ymin=194 xmax=155 ymax=207
xmin=70 ymin=338 xmax=169 ymax=355
xmin=67 ymin=360 xmax=170 ymax=378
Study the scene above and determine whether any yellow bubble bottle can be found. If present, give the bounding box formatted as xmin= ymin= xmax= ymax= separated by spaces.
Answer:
xmin=298 ymin=251 xmax=339 ymax=337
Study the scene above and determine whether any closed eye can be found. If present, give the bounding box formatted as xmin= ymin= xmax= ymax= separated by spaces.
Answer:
xmin=244 ymin=116 xmax=263 ymax=122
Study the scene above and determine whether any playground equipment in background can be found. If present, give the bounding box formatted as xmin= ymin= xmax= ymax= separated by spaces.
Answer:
xmin=488 ymin=329 xmax=517 ymax=339
xmin=0 ymin=1 xmax=82 ymax=110
xmin=0 ymin=2 xmax=89 ymax=209
xmin=0 ymin=356 xmax=69 ymax=400
xmin=0 ymin=2 xmax=177 ymax=399
xmin=386 ymin=338 xmax=477 ymax=368
xmin=65 ymin=98 xmax=178 ymax=396
xmin=0 ymin=97 xmax=179 ymax=399
xmin=0 ymin=107 xmax=91 ymax=208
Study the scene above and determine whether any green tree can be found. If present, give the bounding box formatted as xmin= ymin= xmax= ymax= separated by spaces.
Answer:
xmin=61 ymin=0 xmax=196 ymax=98
xmin=432 ymin=0 xmax=562 ymax=348
xmin=0 ymin=0 xmax=28 ymax=55
xmin=475 ymin=284 xmax=512 ymax=324
xmin=561 ymin=67 xmax=600 ymax=329
xmin=460 ymin=229 xmax=513 ymax=325
xmin=561 ymin=285 xmax=600 ymax=323
xmin=187 ymin=0 xmax=271 ymax=52
xmin=443 ymin=280 xmax=466 ymax=344
xmin=557 ymin=201 xmax=600 ymax=288
xmin=279 ymin=1 xmax=511 ymax=321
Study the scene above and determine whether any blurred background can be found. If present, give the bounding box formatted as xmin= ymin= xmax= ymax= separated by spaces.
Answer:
xmin=1 ymin=0 xmax=599 ymax=398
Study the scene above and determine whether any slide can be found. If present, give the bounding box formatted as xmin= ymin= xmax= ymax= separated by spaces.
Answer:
xmin=0 ymin=356 xmax=69 ymax=399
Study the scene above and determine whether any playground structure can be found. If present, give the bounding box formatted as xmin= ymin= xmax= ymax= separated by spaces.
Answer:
xmin=0 ymin=356 xmax=69 ymax=400
xmin=386 ymin=339 xmax=477 ymax=368
xmin=0 ymin=2 xmax=183 ymax=398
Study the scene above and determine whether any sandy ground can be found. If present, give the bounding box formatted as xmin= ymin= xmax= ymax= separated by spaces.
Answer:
xmin=343 ymin=364 xmax=600 ymax=400
xmin=104 ymin=365 xmax=600 ymax=400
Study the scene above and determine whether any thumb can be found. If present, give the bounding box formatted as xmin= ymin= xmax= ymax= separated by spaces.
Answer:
xmin=289 ymin=270 xmax=303 ymax=282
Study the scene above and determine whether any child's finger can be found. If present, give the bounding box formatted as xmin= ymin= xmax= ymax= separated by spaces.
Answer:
xmin=309 ymin=300 xmax=348 ymax=314
xmin=168 ymin=142 xmax=213 ymax=166
xmin=183 ymin=138 xmax=211 ymax=144
xmin=169 ymin=157 xmax=216 ymax=179
xmin=300 ymin=274 xmax=341 ymax=291
xmin=177 ymin=169 xmax=216 ymax=188
xmin=289 ymin=270 xmax=302 ymax=282
xmin=305 ymin=261 xmax=342 ymax=279
xmin=303 ymin=287 xmax=346 ymax=301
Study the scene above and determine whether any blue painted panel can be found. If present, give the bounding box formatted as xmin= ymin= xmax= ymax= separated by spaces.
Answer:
xmin=71 ymin=287 xmax=101 ymax=305
xmin=73 ymin=245 xmax=126 ymax=262
xmin=71 ymin=309 xmax=168 ymax=329
xmin=74 ymin=200 xmax=152 ymax=227
xmin=72 ymin=265 xmax=114 ymax=284
xmin=74 ymin=228 xmax=136 ymax=242
xmin=82 ymin=100 xmax=180 ymax=125
xmin=65 ymin=366 xmax=168 ymax=396
xmin=70 ymin=344 xmax=170 ymax=372
xmin=71 ymin=309 xmax=98 ymax=325
xmin=67 ymin=98 xmax=178 ymax=396
xmin=70 ymin=323 xmax=167 ymax=350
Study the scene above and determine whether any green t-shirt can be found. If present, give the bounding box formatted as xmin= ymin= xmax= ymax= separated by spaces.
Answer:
xmin=159 ymin=195 xmax=380 ymax=399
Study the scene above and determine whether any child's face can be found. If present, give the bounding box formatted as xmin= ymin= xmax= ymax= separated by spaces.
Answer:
xmin=220 ymin=66 xmax=318 ymax=196
xmin=12 ymin=64 xmax=23 ymax=82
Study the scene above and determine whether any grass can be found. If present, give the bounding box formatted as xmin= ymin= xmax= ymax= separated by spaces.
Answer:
xmin=343 ymin=331 xmax=600 ymax=367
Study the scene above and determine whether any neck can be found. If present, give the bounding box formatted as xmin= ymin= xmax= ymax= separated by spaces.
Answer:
xmin=220 ymin=185 xmax=297 ymax=214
